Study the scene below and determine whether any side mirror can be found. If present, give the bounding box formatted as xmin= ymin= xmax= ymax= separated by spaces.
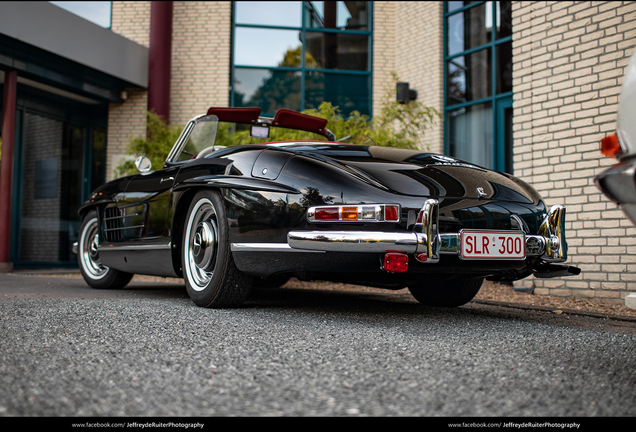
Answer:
xmin=135 ymin=156 xmax=152 ymax=173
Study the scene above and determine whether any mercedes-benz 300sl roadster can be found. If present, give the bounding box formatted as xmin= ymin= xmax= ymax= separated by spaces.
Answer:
xmin=74 ymin=107 xmax=580 ymax=308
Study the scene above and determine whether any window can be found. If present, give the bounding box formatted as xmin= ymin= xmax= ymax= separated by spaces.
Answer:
xmin=445 ymin=1 xmax=512 ymax=172
xmin=232 ymin=1 xmax=372 ymax=117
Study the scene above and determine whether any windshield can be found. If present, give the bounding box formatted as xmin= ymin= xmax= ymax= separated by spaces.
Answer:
xmin=174 ymin=115 xmax=220 ymax=161
xmin=214 ymin=122 xmax=329 ymax=146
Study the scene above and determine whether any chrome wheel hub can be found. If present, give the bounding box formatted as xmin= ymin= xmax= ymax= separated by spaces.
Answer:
xmin=185 ymin=198 xmax=219 ymax=291
xmin=192 ymin=220 xmax=217 ymax=272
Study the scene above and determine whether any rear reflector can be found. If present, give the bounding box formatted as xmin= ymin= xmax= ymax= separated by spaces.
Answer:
xmin=601 ymin=134 xmax=621 ymax=158
xmin=382 ymin=252 xmax=409 ymax=273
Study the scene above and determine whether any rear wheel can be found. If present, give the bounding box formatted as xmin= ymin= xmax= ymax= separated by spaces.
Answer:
xmin=182 ymin=190 xmax=252 ymax=308
xmin=408 ymin=276 xmax=484 ymax=307
xmin=78 ymin=211 xmax=133 ymax=289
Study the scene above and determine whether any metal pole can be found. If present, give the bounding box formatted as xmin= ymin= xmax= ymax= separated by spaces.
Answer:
xmin=148 ymin=1 xmax=173 ymax=123
xmin=0 ymin=69 xmax=17 ymax=272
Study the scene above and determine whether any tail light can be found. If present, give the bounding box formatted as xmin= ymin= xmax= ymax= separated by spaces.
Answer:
xmin=382 ymin=252 xmax=409 ymax=273
xmin=601 ymin=133 xmax=621 ymax=158
xmin=308 ymin=204 xmax=401 ymax=223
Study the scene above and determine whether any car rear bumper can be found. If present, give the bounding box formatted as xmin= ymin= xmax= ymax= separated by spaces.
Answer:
xmin=286 ymin=200 xmax=569 ymax=264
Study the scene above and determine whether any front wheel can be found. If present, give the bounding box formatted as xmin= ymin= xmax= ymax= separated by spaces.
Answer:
xmin=182 ymin=190 xmax=252 ymax=308
xmin=408 ymin=276 xmax=484 ymax=307
xmin=77 ymin=211 xmax=133 ymax=289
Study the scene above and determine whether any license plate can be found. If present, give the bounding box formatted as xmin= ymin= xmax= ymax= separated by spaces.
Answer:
xmin=460 ymin=230 xmax=525 ymax=260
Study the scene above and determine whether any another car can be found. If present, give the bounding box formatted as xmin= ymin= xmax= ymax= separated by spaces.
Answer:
xmin=74 ymin=107 xmax=580 ymax=308
xmin=596 ymin=50 xmax=636 ymax=225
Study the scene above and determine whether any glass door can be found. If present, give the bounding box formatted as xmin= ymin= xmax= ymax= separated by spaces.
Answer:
xmin=16 ymin=111 xmax=86 ymax=265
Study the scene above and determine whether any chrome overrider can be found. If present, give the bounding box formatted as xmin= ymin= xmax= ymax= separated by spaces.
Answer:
xmin=287 ymin=199 xmax=568 ymax=265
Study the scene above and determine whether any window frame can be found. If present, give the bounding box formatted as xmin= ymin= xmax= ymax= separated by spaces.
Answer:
xmin=443 ymin=1 xmax=513 ymax=172
xmin=230 ymin=1 xmax=373 ymax=117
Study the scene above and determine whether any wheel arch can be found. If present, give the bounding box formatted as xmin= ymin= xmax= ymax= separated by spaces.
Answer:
xmin=171 ymin=185 xmax=235 ymax=277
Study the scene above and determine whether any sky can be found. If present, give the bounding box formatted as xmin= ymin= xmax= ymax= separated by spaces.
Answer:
xmin=49 ymin=1 xmax=112 ymax=28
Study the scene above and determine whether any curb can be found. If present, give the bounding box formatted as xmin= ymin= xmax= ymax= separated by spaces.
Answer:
xmin=472 ymin=298 xmax=636 ymax=323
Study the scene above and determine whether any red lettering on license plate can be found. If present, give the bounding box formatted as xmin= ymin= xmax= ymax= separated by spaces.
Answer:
xmin=460 ymin=230 xmax=525 ymax=260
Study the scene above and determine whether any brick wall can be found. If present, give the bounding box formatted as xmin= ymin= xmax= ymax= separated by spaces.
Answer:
xmin=106 ymin=1 xmax=232 ymax=180
xmin=512 ymin=1 xmax=636 ymax=302
xmin=373 ymin=1 xmax=445 ymax=154
xmin=107 ymin=1 xmax=151 ymax=181
xmin=372 ymin=1 xmax=396 ymax=121
xmin=171 ymin=1 xmax=232 ymax=125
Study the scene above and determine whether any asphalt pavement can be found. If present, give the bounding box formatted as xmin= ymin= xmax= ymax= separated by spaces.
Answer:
xmin=1 ymin=273 xmax=635 ymax=421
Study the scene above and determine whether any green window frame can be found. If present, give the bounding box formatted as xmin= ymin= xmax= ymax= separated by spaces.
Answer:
xmin=231 ymin=1 xmax=373 ymax=117
xmin=444 ymin=1 xmax=513 ymax=173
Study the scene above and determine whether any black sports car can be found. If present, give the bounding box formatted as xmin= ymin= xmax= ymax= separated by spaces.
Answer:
xmin=74 ymin=107 xmax=580 ymax=308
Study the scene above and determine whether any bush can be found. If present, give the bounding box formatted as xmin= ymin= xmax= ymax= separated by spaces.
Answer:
xmin=114 ymin=111 xmax=183 ymax=177
xmin=115 ymin=73 xmax=440 ymax=176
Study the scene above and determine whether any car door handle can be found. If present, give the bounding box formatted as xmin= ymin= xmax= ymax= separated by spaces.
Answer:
xmin=161 ymin=177 xmax=174 ymax=183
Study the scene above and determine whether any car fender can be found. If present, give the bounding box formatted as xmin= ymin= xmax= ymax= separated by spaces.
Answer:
xmin=172 ymin=175 xmax=301 ymax=194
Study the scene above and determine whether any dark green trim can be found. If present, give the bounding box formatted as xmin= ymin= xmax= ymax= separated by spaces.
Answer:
xmin=443 ymin=1 xmax=514 ymax=172
xmin=496 ymin=96 xmax=514 ymax=173
xmin=230 ymin=1 xmax=373 ymax=117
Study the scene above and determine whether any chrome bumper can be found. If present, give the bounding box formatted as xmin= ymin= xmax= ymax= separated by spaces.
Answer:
xmin=287 ymin=199 xmax=569 ymax=264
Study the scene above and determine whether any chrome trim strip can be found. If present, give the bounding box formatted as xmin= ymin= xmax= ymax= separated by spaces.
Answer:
xmin=231 ymin=243 xmax=324 ymax=253
xmin=288 ymin=231 xmax=424 ymax=254
xmin=103 ymin=213 xmax=139 ymax=221
xmin=97 ymin=243 xmax=171 ymax=251
xmin=103 ymin=225 xmax=145 ymax=232
xmin=166 ymin=117 xmax=199 ymax=163
xmin=287 ymin=231 xmax=548 ymax=257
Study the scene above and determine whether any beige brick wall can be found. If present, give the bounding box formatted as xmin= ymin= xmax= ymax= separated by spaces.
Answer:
xmin=373 ymin=1 xmax=444 ymax=153
xmin=372 ymin=1 xmax=396 ymax=120
xmin=106 ymin=1 xmax=232 ymax=180
xmin=512 ymin=1 xmax=636 ymax=302
xmin=170 ymin=1 xmax=232 ymax=125
xmin=395 ymin=1 xmax=444 ymax=154
xmin=107 ymin=1 xmax=151 ymax=180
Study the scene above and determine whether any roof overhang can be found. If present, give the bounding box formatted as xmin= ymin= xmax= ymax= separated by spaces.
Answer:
xmin=0 ymin=1 xmax=148 ymax=89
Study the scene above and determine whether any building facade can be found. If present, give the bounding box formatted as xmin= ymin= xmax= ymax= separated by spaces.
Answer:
xmin=2 ymin=1 xmax=636 ymax=304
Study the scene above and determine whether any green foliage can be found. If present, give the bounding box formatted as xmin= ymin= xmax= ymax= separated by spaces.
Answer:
xmin=115 ymin=111 xmax=183 ymax=177
xmin=373 ymin=72 xmax=442 ymax=149
xmin=115 ymin=73 xmax=441 ymax=176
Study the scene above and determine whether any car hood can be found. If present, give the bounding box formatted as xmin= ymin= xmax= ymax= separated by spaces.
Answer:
xmin=279 ymin=143 xmax=542 ymax=204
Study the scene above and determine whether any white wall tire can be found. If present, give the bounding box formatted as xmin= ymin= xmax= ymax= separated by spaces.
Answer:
xmin=78 ymin=211 xmax=133 ymax=289
xmin=182 ymin=190 xmax=252 ymax=307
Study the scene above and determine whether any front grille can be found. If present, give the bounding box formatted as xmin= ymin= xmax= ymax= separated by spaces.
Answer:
xmin=103 ymin=207 xmax=123 ymax=242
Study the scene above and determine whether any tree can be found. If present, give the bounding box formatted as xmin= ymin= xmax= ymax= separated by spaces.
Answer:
xmin=114 ymin=111 xmax=183 ymax=177
xmin=115 ymin=73 xmax=441 ymax=176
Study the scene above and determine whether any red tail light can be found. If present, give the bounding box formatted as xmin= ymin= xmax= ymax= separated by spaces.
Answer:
xmin=601 ymin=134 xmax=621 ymax=158
xmin=308 ymin=204 xmax=401 ymax=223
xmin=382 ymin=252 xmax=409 ymax=273
xmin=384 ymin=205 xmax=399 ymax=222
xmin=314 ymin=207 xmax=339 ymax=221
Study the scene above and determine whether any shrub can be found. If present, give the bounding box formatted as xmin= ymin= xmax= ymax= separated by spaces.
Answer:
xmin=115 ymin=73 xmax=440 ymax=176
